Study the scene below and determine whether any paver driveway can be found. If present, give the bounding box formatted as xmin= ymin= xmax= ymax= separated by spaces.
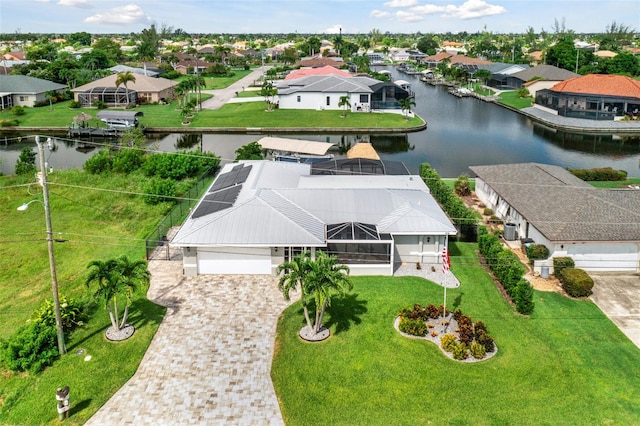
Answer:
xmin=86 ymin=260 xmax=297 ymax=425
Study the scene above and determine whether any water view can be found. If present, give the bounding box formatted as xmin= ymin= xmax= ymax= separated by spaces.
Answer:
xmin=2 ymin=66 xmax=640 ymax=177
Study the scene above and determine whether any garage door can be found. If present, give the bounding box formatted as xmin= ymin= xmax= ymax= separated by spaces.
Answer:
xmin=568 ymin=242 xmax=640 ymax=272
xmin=198 ymin=247 xmax=272 ymax=275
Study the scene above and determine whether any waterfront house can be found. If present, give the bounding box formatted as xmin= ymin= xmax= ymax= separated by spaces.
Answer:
xmin=534 ymin=74 xmax=640 ymax=120
xmin=72 ymin=74 xmax=178 ymax=106
xmin=470 ymin=163 xmax=640 ymax=273
xmin=171 ymin=160 xmax=457 ymax=276
xmin=0 ymin=75 xmax=67 ymax=110
xmin=276 ymin=74 xmax=410 ymax=112
xmin=505 ymin=64 xmax=579 ymax=97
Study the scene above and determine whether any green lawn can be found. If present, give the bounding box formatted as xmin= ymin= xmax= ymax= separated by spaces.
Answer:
xmin=272 ymin=242 xmax=640 ymax=425
xmin=497 ymin=91 xmax=534 ymax=109
xmin=1 ymin=97 xmax=424 ymax=130
xmin=588 ymin=177 xmax=640 ymax=188
xmin=0 ymin=169 xmax=175 ymax=424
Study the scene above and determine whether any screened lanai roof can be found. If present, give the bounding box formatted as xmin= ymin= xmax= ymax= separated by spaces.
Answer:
xmin=81 ymin=87 xmax=133 ymax=96
xmin=311 ymin=158 xmax=410 ymax=175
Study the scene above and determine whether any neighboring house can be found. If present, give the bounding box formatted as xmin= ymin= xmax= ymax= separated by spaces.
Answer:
xmin=534 ymin=74 xmax=640 ymax=120
xmin=421 ymin=51 xmax=454 ymax=68
xmin=470 ymin=163 xmax=640 ymax=273
xmin=477 ymin=62 xmax=530 ymax=89
xmin=72 ymin=74 xmax=178 ymax=106
xmin=2 ymin=51 xmax=27 ymax=61
xmin=0 ymin=59 xmax=30 ymax=75
xmin=441 ymin=41 xmax=467 ymax=55
xmin=593 ymin=50 xmax=618 ymax=59
xmin=284 ymin=65 xmax=351 ymax=80
xmin=109 ymin=65 xmax=159 ymax=78
xmin=390 ymin=50 xmax=411 ymax=62
xmin=526 ymin=50 xmax=544 ymax=65
xmin=366 ymin=52 xmax=385 ymax=64
xmin=501 ymin=64 xmax=578 ymax=96
xmin=276 ymin=74 xmax=409 ymax=111
xmin=0 ymin=75 xmax=67 ymax=110
xmin=171 ymin=160 xmax=457 ymax=276
xmin=174 ymin=60 xmax=216 ymax=74
xmin=295 ymin=57 xmax=346 ymax=68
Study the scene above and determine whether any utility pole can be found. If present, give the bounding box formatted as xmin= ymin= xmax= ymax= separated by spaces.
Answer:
xmin=36 ymin=136 xmax=66 ymax=355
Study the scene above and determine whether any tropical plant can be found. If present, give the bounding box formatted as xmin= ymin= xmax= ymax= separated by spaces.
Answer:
xmin=85 ymin=255 xmax=150 ymax=333
xmin=398 ymin=96 xmax=416 ymax=120
xmin=338 ymin=95 xmax=351 ymax=118
xmin=277 ymin=251 xmax=352 ymax=337
xmin=260 ymin=81 xmax=278 ymax=112
xmin=115 ymin=71 xmax=136 ymax=107
xmin=235 ymin=141 xmax=264 ymax=161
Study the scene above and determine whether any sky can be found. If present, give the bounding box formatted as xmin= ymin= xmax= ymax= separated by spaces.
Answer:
xmin=0 ymin=0 xmax=638 ymax=35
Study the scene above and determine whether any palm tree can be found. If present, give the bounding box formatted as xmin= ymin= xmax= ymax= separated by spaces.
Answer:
xmin=115 ymin=71 xmax=136 ymax=107
xmin=86 ymin=255 xmax=150 ymax=333
xmin=398 ymin=96 xmax=416 ymax=120
xmin=338 ymin=95 xmax=351 ymax=118
xmin=277 ymin=252 xmax=352 ymax=338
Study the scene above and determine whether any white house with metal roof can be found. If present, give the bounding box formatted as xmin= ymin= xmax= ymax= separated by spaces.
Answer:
xmin=276 ymin=74 xmax=410 ymax=112
xmin=171 ymin=160 xmax=457 ymax=276
xmin=470 ymin=163 xmax=640 ymax=272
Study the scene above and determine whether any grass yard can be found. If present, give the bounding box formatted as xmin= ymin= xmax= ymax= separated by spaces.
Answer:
xmin=272 ymin=242 xmax=640 ymax=425
xmin=588 ymin=177 xmax=640 ymax=188
xmin=497 ymin=91 xmax=534 ymax=109
xmin=1 ymin=96 xmax=424 ymax=130
xmin=0 ymin=169 xmax=178 ymax=424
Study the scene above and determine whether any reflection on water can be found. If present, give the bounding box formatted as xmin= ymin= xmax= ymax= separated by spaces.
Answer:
xmin=533 ymin=123 xmax=640 ymax=157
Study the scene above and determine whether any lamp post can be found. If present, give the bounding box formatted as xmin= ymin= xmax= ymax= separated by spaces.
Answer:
xmin=18 ymin=136 xmax=66 ymax=355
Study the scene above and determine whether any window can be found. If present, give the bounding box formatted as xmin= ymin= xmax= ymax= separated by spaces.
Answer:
xmin=297 ymin=95 xmax=301 ymax=103
xmin=326 ymin=96 xmax=330 ymax=106
xmin=19 ymin=96 xmax=27 ymax=101
xmin=359 ymin=94 xmax=368 ymax=103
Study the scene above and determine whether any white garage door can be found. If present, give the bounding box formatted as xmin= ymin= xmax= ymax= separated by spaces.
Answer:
xmin=198 ymin=247 xmax=272 ymax=275
xmin=567 ymin=242 xmax=640 ymax=272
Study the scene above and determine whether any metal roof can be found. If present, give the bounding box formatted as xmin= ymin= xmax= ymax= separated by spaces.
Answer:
xmin=171 ymin=160 xmax=456 ymax=247
xmin=257 ymin=136 xmax=334 ymax=156
xmin=96 ymin=110 xmax=144 ymax=120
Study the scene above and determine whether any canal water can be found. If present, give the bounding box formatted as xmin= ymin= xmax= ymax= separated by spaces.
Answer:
xmin=2 ymin=66 xmax=640 ymax=177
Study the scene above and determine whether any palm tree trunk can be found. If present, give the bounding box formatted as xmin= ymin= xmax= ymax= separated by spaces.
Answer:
xmin=315 ymin=300 xmax=328 ymax=334
xmin=112 ymin=297 xmax=120 ymax=330
xmin=120 ymin=304 xmax=129 ymax=329
xmin=107 ymin=306 xmax=118 ymax=330
xmin=303 ymin=306 xmax=313 ymax=331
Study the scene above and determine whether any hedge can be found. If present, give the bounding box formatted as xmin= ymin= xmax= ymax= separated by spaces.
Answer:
xmin=558 ymin=268 xmax=594 ymax=297
xmin=567 ymin=167 xmax=627 ymax=181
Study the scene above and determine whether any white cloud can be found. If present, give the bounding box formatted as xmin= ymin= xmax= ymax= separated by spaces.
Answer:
xmin=324 ymin=25 xmax=344 ymax=34
xmin=84 ymin=4 xmax=149 ymax=25
xmin=384 ymin=0 xmax=418 ymax=8
xmin=410 ymin=4 xmax=446 ymax=15
xmin=442 ymin=0 xmax=506 ymax=20
xmin=396 ymin=10 xmax=423 ymax=22
xmin=58 ymin=0 xmax=91 ymax=8
xmin=370 ymin=9 xmax=391 ymax=18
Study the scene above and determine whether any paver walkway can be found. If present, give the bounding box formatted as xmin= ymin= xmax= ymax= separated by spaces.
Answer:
xmin=86 ymin=260 xmax=298 ymax=425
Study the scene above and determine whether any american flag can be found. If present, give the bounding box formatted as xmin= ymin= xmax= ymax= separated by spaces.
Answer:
xmin=442 ymin=247 xmax=450 ymax=274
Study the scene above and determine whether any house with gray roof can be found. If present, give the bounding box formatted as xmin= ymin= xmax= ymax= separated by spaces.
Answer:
xmin=276 ymin=74 xmax=409 ymax=112
xmin=470 ymin=163 xmax=640 ymax=272
xmin=171 ymin=160 xmax=457 ymax=276
xmin=0 ymin=75 xmax=67 ymax=109
xmin=506 ymin=64 xmax=579 ymax=96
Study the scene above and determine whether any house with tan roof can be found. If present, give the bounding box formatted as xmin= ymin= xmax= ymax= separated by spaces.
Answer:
xmin=470 ymin=163 xmax=640 ymax=273
xmin=71 ymin=74 xmax=178 ymax=107
xmin=534 ymin=74 xmax=640 ymax=120
xmin=284 ymin=65 xmax=351 ymax=80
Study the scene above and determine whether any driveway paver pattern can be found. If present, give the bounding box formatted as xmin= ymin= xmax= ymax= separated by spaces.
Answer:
xmin=86 ymin=260 xmax=297 ymax=425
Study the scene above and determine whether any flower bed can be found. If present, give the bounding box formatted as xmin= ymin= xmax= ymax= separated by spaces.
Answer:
xmin=395 ymin=304 xmax=497 ymax=362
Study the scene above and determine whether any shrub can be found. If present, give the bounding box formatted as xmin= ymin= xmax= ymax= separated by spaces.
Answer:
xmin=83 ymin=150 xmax=113 ymax=174
xmin=494 ymin=250 xmax=526 ymax=297
xmin=440 ymin=334 xmax=457 ymax=352
xmin=568 ymin=167 xmax=627 ymax=181
xmin=11 ymin=105 xmax=25 ymax=116
xmin=476 ymin=331 xmax=495 ymax=353
xmin=95 ymin=100 xmax=107 ymax=109
xmin=0 ymin=322 xmax=58 ymax=373
xmin=143 ymin=151 xmax=219 ymax=180
xmin=31 ymin=296 xmax=86 ymax=332
xmin=473 ymin=321 xmax=487 ymax=337
xmin=527 ymin=244 xmax=550 ymax=260
xmin=451 ymin=342 xmax=469 ymax=360
xmin=69 ymin=100 xmax=81 ymax=109
xmin=0 ymin=119 xmax=20 ymax=127
xmin=553 ymin=257 xmax=575 ymax=276
xmin=454 ymin=175 xmax=471 ymax=196
xmin=15 ymin=146 xmax=37 ymax=176
xmin=143 ymin=177 xmax=177 ymax=205
xmin=483 ymin=208 xmax=494 ymax=216
xmin=112 ymin=149 xmax=145 ymax=174
xmin=515 ymin=279 xmax=535 ymax=315
xmin=398 ymin=317 xmax=427 ymax=336
xmin=558 ymin=268 xmax=594 ymax=297
xmin=470 ymin=342 xmax=486 ymax=359
xmin=426 ymin=303 xmax=440 ymax=319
